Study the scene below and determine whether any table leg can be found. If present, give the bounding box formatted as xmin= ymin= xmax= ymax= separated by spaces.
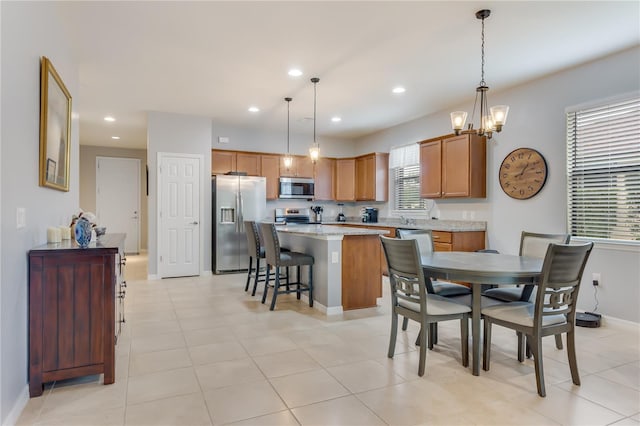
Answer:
xmin=472 ymin=283 xmax=481 ymax=376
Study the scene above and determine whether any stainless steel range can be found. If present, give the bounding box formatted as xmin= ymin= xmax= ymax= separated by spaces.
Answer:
xmin=274 ymin=208 xmax=314 ymax=224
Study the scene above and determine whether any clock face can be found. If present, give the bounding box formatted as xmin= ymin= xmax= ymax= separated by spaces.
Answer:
xmin=499 ymin=148 xmax=548 ymax=200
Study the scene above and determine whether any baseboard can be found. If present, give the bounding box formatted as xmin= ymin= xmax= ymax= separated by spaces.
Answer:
xmin=3 ymin=385 xmax=29 ymax=426
xmin=147 ymin=274 xmax=159 ymax=280
xmin=600 ymin=314 xmax=640 ymax=330
xmin=297 ymin=295 xmax=343 ymax=315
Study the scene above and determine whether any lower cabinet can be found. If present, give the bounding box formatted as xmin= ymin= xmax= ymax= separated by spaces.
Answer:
xmin=432 ymin=230 xmax=485 ymax=252
xmin=28 ymin=234 xmax=126 ymax=397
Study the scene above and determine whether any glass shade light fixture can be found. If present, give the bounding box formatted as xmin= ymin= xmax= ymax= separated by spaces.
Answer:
xmin=283 ymin=97 xmax=293 ymax=170
xmin=450 ymin=9 xmax=509 ymax=139
xmin=308 ymin=77 xmax=320 ymax=164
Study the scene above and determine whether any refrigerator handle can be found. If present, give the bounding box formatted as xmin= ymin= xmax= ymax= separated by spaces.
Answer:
xmin=239 ymin=192 xmax=245 ymax=233
xmin=235 ymin=192 xmax=240 ymax=233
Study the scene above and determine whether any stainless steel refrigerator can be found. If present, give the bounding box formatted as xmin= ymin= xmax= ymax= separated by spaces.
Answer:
xmin=212 ymin=175 xmax=267 ymax=273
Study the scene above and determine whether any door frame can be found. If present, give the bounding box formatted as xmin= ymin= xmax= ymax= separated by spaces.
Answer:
xmin=156 ymin=152 xmax=204 ymax=278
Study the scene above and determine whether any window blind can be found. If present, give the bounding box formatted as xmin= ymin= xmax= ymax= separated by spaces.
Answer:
xmin=566 ymin=96 xmax=640 ymax=242
xmin=390 ymin=144 xmax=425 ymax=211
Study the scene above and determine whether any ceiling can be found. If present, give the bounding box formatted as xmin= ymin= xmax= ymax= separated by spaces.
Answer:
xmin=56 ymin=1 xmax=640 ymax=150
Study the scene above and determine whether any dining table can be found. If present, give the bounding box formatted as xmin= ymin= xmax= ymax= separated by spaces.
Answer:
xmin=421 ymin=251 xmax=543 ymax=376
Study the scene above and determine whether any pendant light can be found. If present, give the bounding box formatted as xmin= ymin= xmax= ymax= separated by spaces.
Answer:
xmin=450 ymin=9 xmax=509 ymax=139
xmin=308 ymin=77 xmax=320 ymax=163
xmin=283 ymin=97 xmax=293 ymax=170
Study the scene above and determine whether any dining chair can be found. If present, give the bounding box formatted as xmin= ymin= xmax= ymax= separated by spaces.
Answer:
xmin=259 ymin=222 xmax=314 ymax=311
xmin=483 ymin=231 xmax=570 ymax=352
xmin=380 ymin=236 xmax=470 ymax=377
xmin=243 ymin=221 xmax=266 ymax=295
xmin=481 ymin=241 xmax=594 ymax=397
xmin=397 ymin=229 xmax=471 ymax=345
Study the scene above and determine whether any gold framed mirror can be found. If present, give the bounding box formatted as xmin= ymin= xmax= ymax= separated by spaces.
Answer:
xmin=39 ymin=56 xmax=72 ymax=191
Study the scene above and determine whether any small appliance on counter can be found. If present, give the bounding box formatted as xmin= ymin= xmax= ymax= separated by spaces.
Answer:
xmin=310 ymin=206 xmax=323 ymax=223
xmin=336 ymin=203 xmax=346 ymax=222
xmin=361 ymin=207 xmax=379 ymax=223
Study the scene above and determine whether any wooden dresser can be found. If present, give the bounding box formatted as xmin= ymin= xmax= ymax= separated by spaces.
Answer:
xmin=28 ymin=234 xmax=126 ymax=397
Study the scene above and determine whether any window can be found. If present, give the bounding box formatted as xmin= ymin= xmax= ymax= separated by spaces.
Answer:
xmin=390 ymin=143 xmax=426 ymax=211
xmin=566 ymin=95 xmax=640 ymax=242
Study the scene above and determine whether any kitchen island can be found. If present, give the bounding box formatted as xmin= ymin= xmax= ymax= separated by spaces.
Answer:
xmin=276 ymin=224 xmax=390 ymax=313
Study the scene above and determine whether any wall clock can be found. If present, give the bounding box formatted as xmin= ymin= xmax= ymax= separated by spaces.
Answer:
xmin=499 ymin=148 xmax=548 ymax=199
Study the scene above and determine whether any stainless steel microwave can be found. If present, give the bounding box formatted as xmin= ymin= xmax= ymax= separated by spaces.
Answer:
xmin=279 ymin=177 xmax=314 ymax=199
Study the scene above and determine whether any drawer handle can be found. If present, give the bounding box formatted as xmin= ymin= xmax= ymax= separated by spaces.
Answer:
xmin=433 ymin=235 xmax=440 ymax=239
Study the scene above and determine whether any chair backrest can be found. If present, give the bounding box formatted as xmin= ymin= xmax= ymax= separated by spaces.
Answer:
xmin=259 ymin=222 xmax=281 ymax=266
xmin=397 ymin=229 xmax=434 ymax=255
xmin=533 ymin=242 xmax=594 ymax=329
xmin=380 ymin=236 xmax=427 ymax=312
xmin=520 ymin=231 xmax=571 ymax=258
xmin=244 ymin=221 xmax=260 ymax=257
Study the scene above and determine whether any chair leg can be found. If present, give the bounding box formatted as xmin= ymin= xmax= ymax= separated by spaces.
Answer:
xmin=566 ymin=330 xmax=581 ymax=386
xmin=269 ymin=267 xmax=281 ymax=311
xmin=432 ymin=323 xmax=439 ymax=345
xmin=401 ymin=317 xmax=409 ymax=331
xmin=554 ymin=334 xmax=563 ymax=350
xmin=245 ymin=256 xmax=253 ymax=292
xmin=482 ymin=318 xmax=492 ymax=371
xmin=517 ymin=332 xmax=525 ymax=362
xmin=251 ymin=258 xmax=260 ymax=296
xmin=296 ymin=265 xmax=301 ymax=300
xmin=388 ymin=312 xmax=398 ymax=359
xmin=261 ymin=265 xmax=271 ymax=304
xmin=530 ymin=335 xmax=546 ymax=397
xmin=286 ymin=266 xmax=290 ymax=291
xmin=526 ymin=336 xmax=532 ymax=359
xmin=461 ymin=315 xmax=469 ymax=367
xmin=427 ymin=323 xmax=435 ymax=350
xmin=308 ymin=264 xmax=313 ymax=307
xmin=418 ymin=321 xmax=428 ymax=377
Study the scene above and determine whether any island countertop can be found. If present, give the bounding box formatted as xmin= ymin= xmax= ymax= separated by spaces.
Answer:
xmin=276 ymin=224 xmax=390 ymax=240
xmin=320 ymin=219 xmax=486 ymax=232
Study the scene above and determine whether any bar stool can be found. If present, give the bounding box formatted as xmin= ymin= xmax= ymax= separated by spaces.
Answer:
xmin=243 ymin=221 xmax=265 ymax=295
xmin=259 ymin=222 xmax=314 ymax=311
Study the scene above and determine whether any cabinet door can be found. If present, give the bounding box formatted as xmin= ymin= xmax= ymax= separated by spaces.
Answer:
xmin=296 ymin=155 xmax=314 ymax=178
xmin=236 ymin=153 xmax=260 ymax=176
xmin=442 ymin=135 xmax=471 ymax=197
xmin=314 ymin=157 xmax=335 ymax=200
xmin=335 ymin=159 xmax=356 ymax=201
xmin=355 ymin=155 xmax=375 ymax=200
xmin=211 ymin=150 xmax=236 ymax=175
xmin=279 ymin=156 xmax=297 ymax=177
xmin=420 ymin=141 xmax=442 ymax=198
xmin=260 ymin=155 xmax=280 ymax=200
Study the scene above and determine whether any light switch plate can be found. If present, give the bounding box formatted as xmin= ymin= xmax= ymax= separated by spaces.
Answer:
xmin=331 ymin=251 xmax=339 ymax=263
xmin=17 ymin=207 xmax=26 ymax=229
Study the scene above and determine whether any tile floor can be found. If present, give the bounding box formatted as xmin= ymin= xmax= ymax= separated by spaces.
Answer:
xmin=17 ymin=254 xmax=640 ymax=425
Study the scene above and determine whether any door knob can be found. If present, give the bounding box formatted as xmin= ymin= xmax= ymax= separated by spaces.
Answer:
xmin=190 ymin=221 xmax=199 ymax=225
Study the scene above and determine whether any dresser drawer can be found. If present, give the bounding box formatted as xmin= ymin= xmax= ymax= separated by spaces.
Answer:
xmin=432 ymin=231 xmax=452 ymax=244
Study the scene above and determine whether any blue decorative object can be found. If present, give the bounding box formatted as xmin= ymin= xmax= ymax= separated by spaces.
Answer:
xmin=75 ymin=218 xmax=92 ymax=248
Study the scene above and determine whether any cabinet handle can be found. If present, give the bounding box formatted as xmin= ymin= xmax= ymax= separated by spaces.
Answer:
xmin=433 ymin=235 xmax=440 ymax=239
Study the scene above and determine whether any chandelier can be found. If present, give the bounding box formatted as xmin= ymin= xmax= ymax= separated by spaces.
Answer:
xmin=308 ymin=77 xmax=320 ymax=163
xmin=450 ymin=9 xmax=509 ymax=139
xmin=283 ymin=97 xmax=293 ymax=170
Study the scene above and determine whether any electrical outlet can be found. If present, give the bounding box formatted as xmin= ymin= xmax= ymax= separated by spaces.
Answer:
xmin=592 ymin=272 xmax=601 ymax=286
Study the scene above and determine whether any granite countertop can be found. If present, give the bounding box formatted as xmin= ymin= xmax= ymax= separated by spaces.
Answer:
xmin=276 ymin=224 xmax=391 ymax=237
xmin=320 ymin=219 xmax=486 ymax=232
xmin=30 ymin=233 xmax=127 ymax=252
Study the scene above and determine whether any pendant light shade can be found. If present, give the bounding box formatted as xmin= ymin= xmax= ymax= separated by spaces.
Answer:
xmin=283 ymin=97 xmax=293 ymax=170
xmin=309 ymin=77 xmax=320 ymax=163
xmin=450 ymin=9 xmax=509 ymax=139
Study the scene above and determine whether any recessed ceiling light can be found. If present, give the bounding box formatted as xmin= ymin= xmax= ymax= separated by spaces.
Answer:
xmin=248 ymin=106 xmax=260 ymax=113
xmin=104 ymin=116 xmax=115 ymax=122
xmin=331 ymin=116 xmax=342 ymax=123
xmin=111 ymin=136 xmax=120 ymax=140
xmin=392 ymin=86 xmax=406 ymax=94
xmin=288 ymin=69 xmax=303 ymax=77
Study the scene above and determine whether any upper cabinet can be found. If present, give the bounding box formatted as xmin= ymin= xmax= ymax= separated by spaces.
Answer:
xmin=314 ymin=157 xmax=335 ymax=201
xmin=335 ymin=158 xmax=356 ymax=201
xmin=236 ymin=152 xmax=260 ymax=176
xmin=419 ymin=134 xmax=486 ymax=198
xmin=211 ymin=150 xmax=260 ymax=176
xmin=355 ymin=153 xmax=389 ymax=201
xmin=260 ymin=155 xmax=280 ymax=200
xmin=280 ymin=155 xmax=314 ymax=178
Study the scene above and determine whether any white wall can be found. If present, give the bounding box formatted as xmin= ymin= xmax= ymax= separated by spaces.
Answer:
xmin=147 ymin=112 xmax=213 ymax=276
xmin=0 ymin=2 xmax=79 ymax=423
xmin=353 ymin=47 xmax=640 ymax=323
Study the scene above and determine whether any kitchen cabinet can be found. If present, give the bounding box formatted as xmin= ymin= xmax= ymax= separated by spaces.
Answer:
xmin=419 ymin=134 xmax=486 ymax=198
xmin=280 ymin=155 xmax=314 ymax=178
xmin=28 ymin=234 xmax=126 ymax=397
xmin=236 ymin=152 xmax=260 ymax=176
xmin=260 ymin=154 xmax=280 ymax=200
xmin=335 ymin=159 xmax=356 ymax=201
xmin=355 ymin=153 xmax=388 ymax=201
xmin=314 ymin=157 xmax=335 ymax=201
xmin=432 ymin=230 xmax=485 ymax=252
xmin=211 ymin=150 xmax=236 ymax=175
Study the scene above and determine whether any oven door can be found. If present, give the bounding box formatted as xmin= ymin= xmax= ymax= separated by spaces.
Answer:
xmin=279 ymin=177 xmax=314 ymax=199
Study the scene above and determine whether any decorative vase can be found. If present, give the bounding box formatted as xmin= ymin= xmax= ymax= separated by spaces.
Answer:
xmin=75 ymin=218 xmax=92 ymax=248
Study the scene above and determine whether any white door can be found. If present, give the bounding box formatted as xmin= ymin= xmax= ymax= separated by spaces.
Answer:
xmin=96 ymin=157 xmax=140 ymax=254
xmin=159 ymin=153 xmax=201 ymax=278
